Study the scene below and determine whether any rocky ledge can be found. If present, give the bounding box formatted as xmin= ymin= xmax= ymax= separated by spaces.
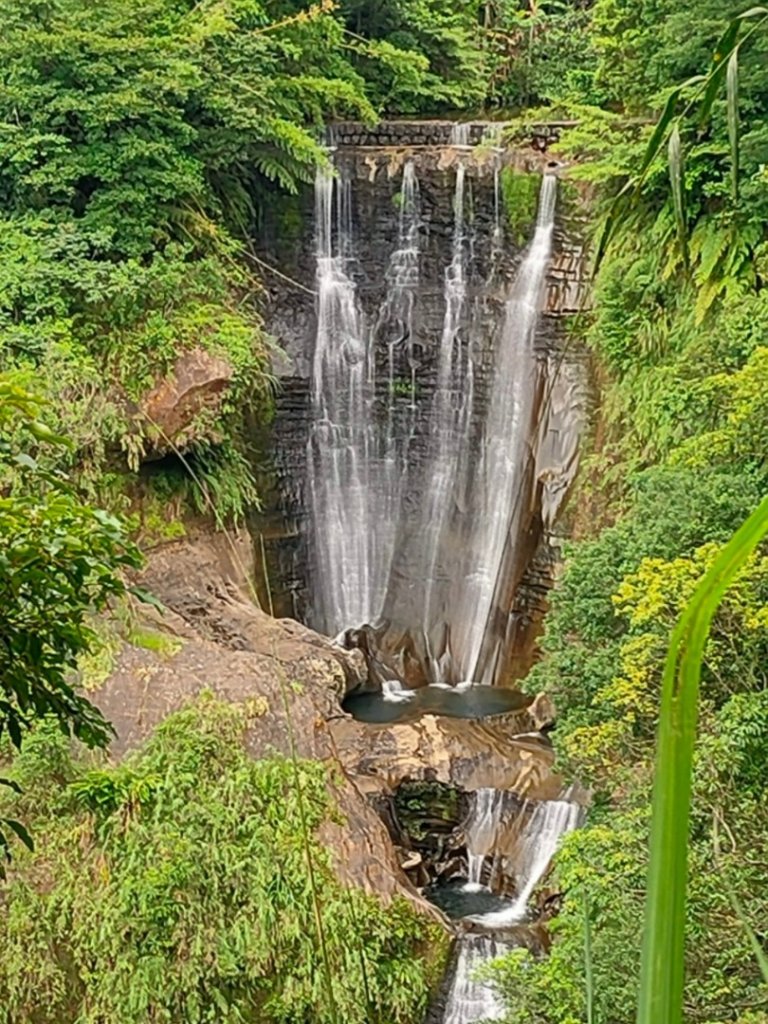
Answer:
xmin=93 ymin=530 xmax=564 ymax=923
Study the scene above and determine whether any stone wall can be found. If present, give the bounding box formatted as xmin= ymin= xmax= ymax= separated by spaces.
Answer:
xmin=327 ymin=119 xmax=572 ymax=150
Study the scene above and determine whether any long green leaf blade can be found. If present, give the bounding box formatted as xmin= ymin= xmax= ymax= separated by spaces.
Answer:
xmin=2 ymin=817 xmax=33 ymax=852
xmin=639 ymin=88 xmax=681 ymax=178
xmin=583 ymin=890 xmax=594 ymax=1024
xmin=636 ymin=493 xmax=768 ymax=1024
xmin=667 ymin=124 xmax=688 ymax=266
xmin=726 ymin=48 xmax=740 ymax=200
xmin=700 ymin=20 xmax=740 ymax=123
xmin=727 ymin=882 xmax=768 ymax=983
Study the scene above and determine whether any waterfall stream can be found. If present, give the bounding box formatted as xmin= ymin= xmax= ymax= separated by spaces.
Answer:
xmin=442 ymin=937 xmax=506 ymax=1024
xmin=440 ymin=790 xmax=581 ymax=1023
xmin=307 ymin=145 xmax=562 ymax=686
xmin=467 ymin=792 xmax=582 ymax=926
xmin=453 ymin=176 xmax=557 ymax=683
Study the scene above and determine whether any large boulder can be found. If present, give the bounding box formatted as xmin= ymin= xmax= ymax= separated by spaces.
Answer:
xmin=93 ymin=530 xmax=432 ymax=912
xmin=139 ymin=347 xmax=233 ymax=454
xmin=331 ymin=712 xmax=560 ymax=801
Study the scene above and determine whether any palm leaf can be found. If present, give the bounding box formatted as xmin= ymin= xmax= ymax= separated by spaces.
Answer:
xmin=638 ymin=88 xmax=682 ymax=179
xmin=636 ymin=494 xmax=768 ymax=1024
xmin=699 ymin=21 xmax=740 ymax=124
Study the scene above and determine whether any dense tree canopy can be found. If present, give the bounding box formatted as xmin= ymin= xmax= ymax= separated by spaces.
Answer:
xmin=489 ymin=4 xmax=768 ymax=1022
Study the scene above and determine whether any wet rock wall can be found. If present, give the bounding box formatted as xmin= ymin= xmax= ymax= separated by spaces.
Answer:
xmin=251 ymin=121 xmax=588 ymax=676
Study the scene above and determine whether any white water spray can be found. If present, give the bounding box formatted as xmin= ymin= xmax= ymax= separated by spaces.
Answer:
xmin=442 ymin=937 xmax=505 ymax=1024
xmin=463 ymin=789 xmax=503 ymax=891
xmin=453 ymin=175 xmax=558 ymax=683
xmin=308 ymin=162 xmax=423 ymax=635
xmin=381 ymin=679 xmax=416 ymax=703
xmin=308 ymin=167 xmax=381 ymax=633
xmin=420 ymin=154 xmax=471 ymax=662
xmin=476 ymin=795 xmax=582 ymax=927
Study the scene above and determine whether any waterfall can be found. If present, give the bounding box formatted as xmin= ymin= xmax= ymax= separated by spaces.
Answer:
xmin=379 ymin=159 xmax=420 ymax=413
xmin=420 ymin=156 xmax=471 ymax=671
xmin=308 ymin=162 xmax=422 ymax=635
xmin=307 ymin=147 xmax=561 ymax=686
xmin=450 ymin=122 xmax=471 ymax=146
xmin=442 ymin=937 xmax=505 ymax=1024
xmin=381 ymin=678 xmax=416 ymax=703
xmin=462 ymin=787 xmax=581 ymax=923
xmin=463 ymin=788 xmax=503 ymax=891
xmin=465 ymin=852 xmax=485 ymax=891
xmin=453 ymin=175 xmax=558 ymax=683
xmin=476 ymin=795 xmax=582 ymax=927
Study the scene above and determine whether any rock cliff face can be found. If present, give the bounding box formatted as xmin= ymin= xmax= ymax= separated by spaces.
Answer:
xmin=251 ymin=120 xmax=588 ymax=682
xmin=94 ymin=531 xmax=565 ymax=921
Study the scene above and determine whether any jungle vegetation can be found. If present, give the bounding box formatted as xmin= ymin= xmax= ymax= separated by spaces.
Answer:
xmin=492 ymin=3 xmax=768 ymax=1023
xmin=1 ymin=0 xmax=767 ymax=1022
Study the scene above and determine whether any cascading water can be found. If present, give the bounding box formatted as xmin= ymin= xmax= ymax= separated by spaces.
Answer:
xmin=463 ymin=788 xmax=504 ymax=891
xmin=308 ymin=161 xmax=422 ymax=635
xmin=419 ymin=153 xmax=471 ymax=674
xmin=461 ymin=790 xmax=582 ymax=926
xmin=442 ymin=937 xmax=506 ymax=1024
xmin=308 ymin=166 xmax=380 ymax=634
xmin=307 ymin=137 xmax=562 ymax=686
xmin=452 ymin=175 xmax=558 ymax=684
xmin=378 ymin=159 xmax=420 ymax=450
xmin=440 ymin=793 xmax=580 ymax=1024
xmin=300 ymin=128 xmax=584 ymax=1024
xmin=491 ymin=796 xmax=582 ymax=923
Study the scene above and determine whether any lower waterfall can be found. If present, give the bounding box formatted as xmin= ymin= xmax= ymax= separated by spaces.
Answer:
xmin=437 ymin=788 xmax=582 ymax=1023
xmin=442 ymin=937 xmax=506 ymax=1024
xmin=472 ymin=795 xmax=582 ymax=927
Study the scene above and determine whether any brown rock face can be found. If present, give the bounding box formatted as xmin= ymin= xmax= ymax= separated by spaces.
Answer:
xmin=140 ymin=347 xmax=233 ymax=454
xmin=92 ymin=530 xmax=567 ymax=929
xmin=331 ymin=714 xmax=560 ymax=802
xmin=93 ymin=531 xmax=439 ymax=917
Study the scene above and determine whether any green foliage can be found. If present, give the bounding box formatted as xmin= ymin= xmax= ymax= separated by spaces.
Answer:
xmin=0 ymin=376 xmax=142 ymax=868
xmin=0 ymin=0 xmax=376 ymax=520
xmin=338 ymin=0 xmax=486 ymax=112
xmin=637 ymin=496 xmax=768 ymax=1024
xmin=486 ymin=1 xmax=603 ymax=109
xmin=500 ymin=168 xmax=541 ymax=245
xmin=0 ymin=699 xmax=447 ymax=1023
xmin=499 ymin=7 xmax=768 ymax=1022
xmin=0 ymin=379 xmax=140 ymax=752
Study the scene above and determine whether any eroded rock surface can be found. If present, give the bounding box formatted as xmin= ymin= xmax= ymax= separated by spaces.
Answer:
xmin=94 ymin=531 xmax=425 ymax=909
xmin=331 ymin=714 xmax=560 ymax=801
xmin=93 ymin=530 xmax=565 ymax=922
xmin=139 ymin=347 xmax=233 ymax=454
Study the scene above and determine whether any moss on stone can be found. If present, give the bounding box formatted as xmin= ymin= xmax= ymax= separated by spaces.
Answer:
xmin=500 ymin=167 xmax=541 ymax=246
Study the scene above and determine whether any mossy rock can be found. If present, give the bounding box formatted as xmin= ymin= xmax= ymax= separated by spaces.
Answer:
xmin=500 ymin=167 xmax=541 ymax=246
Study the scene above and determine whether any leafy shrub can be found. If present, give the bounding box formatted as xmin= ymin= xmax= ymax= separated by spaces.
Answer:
xmin=0 ymin=698 xmax=448 ymax=1024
